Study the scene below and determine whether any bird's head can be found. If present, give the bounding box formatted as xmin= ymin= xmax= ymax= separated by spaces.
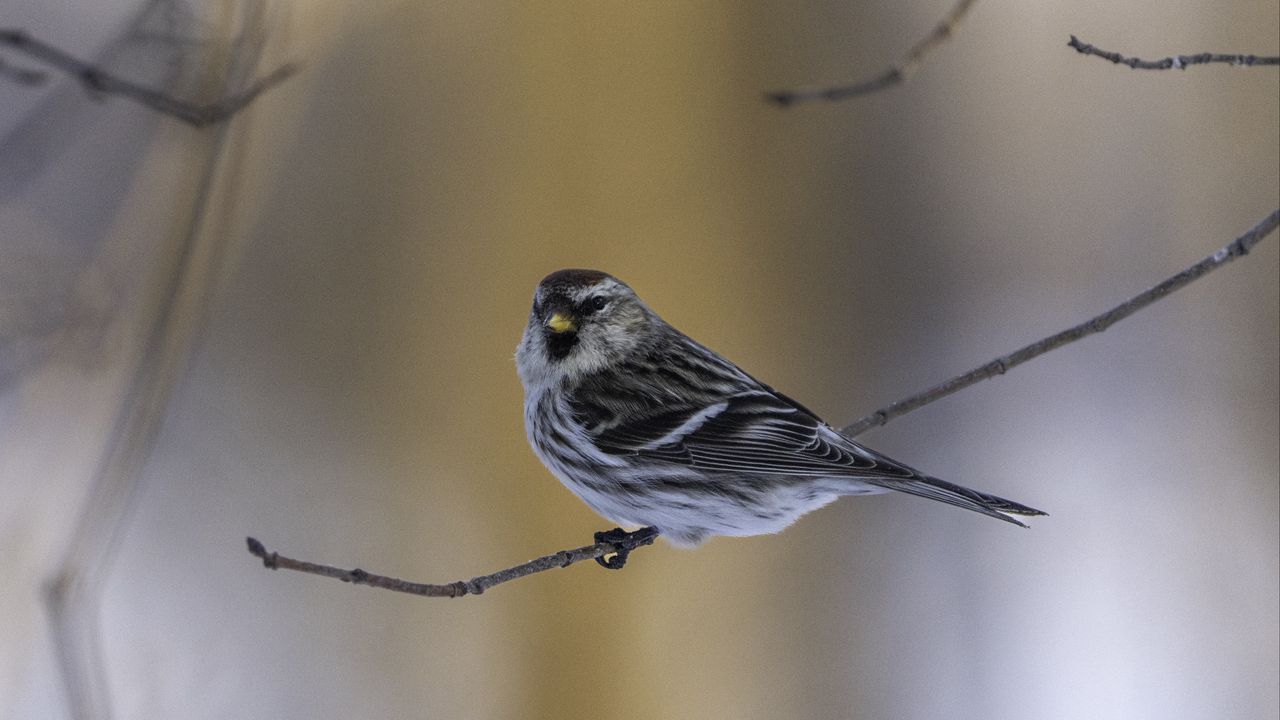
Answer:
xmin=516 ymin=269 xmax=652 ymax=388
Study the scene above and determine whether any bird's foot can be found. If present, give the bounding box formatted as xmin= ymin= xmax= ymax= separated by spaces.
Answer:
xmin=593 ymin=526 xmax=659 ymax=569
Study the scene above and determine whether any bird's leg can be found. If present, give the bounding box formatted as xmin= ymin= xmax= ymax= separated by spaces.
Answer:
xmin=593 ymin=526 xmax=659 ymax=569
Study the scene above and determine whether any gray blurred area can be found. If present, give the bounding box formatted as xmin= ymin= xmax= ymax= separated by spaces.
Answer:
xmin=1 ymin=1 xmax=1276 ymax=719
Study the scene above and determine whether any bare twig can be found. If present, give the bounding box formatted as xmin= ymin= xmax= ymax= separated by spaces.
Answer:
xmin=842 ymin=208 xmax=1280 ymax=436
xmin=766 ymin=0 xmax=978 ymax=107
xmin=246 ymin=529 xmax=659 ymax=598
xmin=0 ymin=28 xmax=296 ymax=126
xmin=247 ymin=209 xmax=1279 ymax=597
xmin=1067 ymin=35 xmax=1280 ymax=71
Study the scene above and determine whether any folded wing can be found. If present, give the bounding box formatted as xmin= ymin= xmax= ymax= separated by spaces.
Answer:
xmin=584 ymin=388 xmax=1045 ymax=526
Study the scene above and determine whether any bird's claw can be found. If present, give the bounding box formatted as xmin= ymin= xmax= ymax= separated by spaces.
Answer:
xmin=593 ymin=526 xmax=659 ymax=570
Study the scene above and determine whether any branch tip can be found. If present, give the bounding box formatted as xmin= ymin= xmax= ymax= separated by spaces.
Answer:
xmin=245 ymin=536 xmax=265 ymax=557
xmin=245 ymin=537 xmax=279 ymax=569
xmin=764 ymin=92 xmax=797 ymax=107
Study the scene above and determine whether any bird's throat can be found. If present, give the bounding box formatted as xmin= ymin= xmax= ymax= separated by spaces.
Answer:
xmin=545 ymin=330 xmax=579 ymax=361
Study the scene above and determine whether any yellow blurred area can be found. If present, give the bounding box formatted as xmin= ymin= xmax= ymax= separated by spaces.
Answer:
xmin=1 ymin=1 xmax=1276 ymax=718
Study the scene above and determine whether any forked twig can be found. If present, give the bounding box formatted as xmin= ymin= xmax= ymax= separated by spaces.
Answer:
xmin=0 ymin=28 xmax=296 ymax=126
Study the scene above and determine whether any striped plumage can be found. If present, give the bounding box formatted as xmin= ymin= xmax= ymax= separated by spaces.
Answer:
xmin=516 ymin=269 xmax=1045 ymax=547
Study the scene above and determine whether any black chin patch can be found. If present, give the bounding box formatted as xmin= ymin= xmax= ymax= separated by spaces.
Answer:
xmin=545 ymin=330 xmax=579 ymax=360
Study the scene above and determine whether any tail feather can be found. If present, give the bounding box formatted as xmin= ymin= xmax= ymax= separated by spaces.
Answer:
xmin=865 ymin=474 xmax=1047 ymax=527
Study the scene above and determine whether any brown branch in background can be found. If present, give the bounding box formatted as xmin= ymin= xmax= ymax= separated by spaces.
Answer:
xmin=1068 ymin=35 xmax=1280 ymax=70
xmin=766 ymin=0 xmax=978 ymax=107
xmin=0 ymin=28 xmax=296 ymax=126
xmin=841 ymin=208 xmax=1280 ymax=436
xmin=247 ymin=209 xmax=1279 ymax=597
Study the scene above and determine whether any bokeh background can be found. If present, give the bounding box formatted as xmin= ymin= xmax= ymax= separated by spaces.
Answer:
xmin=2 ymin=1 xmax=1276 ymax=719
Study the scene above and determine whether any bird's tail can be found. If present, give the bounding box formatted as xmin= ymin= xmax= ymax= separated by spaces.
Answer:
xmin=863 ymin=474 xmax=1047 ymax=527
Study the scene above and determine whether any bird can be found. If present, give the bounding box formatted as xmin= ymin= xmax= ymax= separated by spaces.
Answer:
xmin=515 ymin=269 xmax=1045 ymax=564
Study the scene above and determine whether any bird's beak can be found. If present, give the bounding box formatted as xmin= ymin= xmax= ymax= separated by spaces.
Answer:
xmin=546 ymin=311 xmax=576 ymax=333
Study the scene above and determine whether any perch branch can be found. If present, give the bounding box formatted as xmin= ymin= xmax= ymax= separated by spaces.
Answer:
xmin=1067 ymin=35 xmax=1280 ymax=70
xmin=246 ymin=530 xmax=659 ymax=598
xmin=842 ymin=208 xmax=1280 ymax=435
xmin=0 ymin=28 xmax=296 ymax=126
xmin=248 ymin=208 xmax=1279 ymax=597
xmin=766 ymin=0 xmax=978 ymax=106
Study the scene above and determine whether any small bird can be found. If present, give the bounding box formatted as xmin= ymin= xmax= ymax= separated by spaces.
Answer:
xmin=516 ymin=269 xmax=1044 ymax=561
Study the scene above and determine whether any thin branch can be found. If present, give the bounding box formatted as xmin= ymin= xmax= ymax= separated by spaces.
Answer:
xmin=0 ymin=28 xmax=296 ymax=127
xmin=766 ymin=0 xmax=978 ymax=107
xmin=248 ymin=209 xmax=1279 ymax=597
xmin=1068 ymin=35 xmax=1280 ymax=70
xmin=0 ymin=55 xmax=47 ymax=85
xmin=246 ymin=530 xmax=659 ymax=598
xmin=842 ymin=208 xmax=1280 ymax=436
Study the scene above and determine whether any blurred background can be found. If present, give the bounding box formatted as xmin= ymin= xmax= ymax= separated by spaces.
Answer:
xmin=1 ymin=1 xmax=1276 ymax=719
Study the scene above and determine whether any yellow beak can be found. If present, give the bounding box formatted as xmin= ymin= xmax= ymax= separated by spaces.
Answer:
xmin=546 ymin=312 xmax=576 ymax=333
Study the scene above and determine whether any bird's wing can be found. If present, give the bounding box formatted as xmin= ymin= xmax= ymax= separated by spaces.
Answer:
xmin=566 ymin=334 xmax=1044 ymax=524
xmin=578 ymin=385 xmax=1045 ymax=525
xmin=585 ymin=387 xmax=917 ymax=481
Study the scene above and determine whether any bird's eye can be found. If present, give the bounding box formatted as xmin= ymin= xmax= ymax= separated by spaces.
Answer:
xmin=586 ymin=296 xmax=608 ymax=313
